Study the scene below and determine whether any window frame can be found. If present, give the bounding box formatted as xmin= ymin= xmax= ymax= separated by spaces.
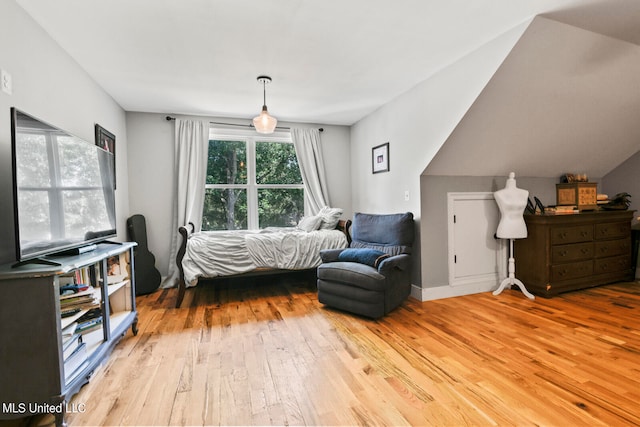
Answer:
xmin=206 ymin=127 xmax=304 ymax=230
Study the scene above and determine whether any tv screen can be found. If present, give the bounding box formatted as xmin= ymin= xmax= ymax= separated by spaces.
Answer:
xmin=11 ymin=108 xmax=116 ymax=262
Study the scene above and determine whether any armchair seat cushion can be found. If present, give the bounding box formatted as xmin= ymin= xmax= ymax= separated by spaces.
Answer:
xmin=317 ymin=262 xmax=386 ymax=292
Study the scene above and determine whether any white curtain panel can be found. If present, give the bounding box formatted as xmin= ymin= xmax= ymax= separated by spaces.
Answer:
xmin=163 ymin=119 xmax=209 ymax=288
xmin=291 ymin=128 xmax=330 ymax=215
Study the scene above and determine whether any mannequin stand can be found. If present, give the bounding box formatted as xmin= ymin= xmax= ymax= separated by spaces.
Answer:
xmin=493 ymin=239 xmax=535 ymax=300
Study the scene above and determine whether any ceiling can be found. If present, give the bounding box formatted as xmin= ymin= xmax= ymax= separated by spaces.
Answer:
xmin=13 ymin=0 xmax=612 ymax=126
xmin=425 ymin=13 xmax=640 ymax=178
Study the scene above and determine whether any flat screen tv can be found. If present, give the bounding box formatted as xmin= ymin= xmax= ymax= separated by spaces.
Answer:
xmin=10 ymin=108 xmax=116 ymax=263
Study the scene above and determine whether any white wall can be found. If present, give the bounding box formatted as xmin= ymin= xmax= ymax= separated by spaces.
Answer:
xmin=0 ymin=1 xmax=128 ymax=264
xmin=126 ymin=112 xmax=351 ymax=276
xmin=349 ymin=21 xmax=530 ymax=288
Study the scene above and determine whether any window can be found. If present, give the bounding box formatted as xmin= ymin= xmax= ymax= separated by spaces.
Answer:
xmin=202 ymin=129 xmax=304 ymax=230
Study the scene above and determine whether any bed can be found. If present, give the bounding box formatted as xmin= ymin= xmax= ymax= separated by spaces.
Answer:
xmin=175 ymin=209 xmax=350 ymax=307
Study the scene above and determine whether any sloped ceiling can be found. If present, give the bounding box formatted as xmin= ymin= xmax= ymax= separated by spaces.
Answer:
xmin=424 ymin=9 xmax=640 ymax=178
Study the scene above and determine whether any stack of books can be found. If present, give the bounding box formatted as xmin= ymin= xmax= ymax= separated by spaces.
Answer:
xmin=75 ymin=307 xmax=103 ymax=334
xmin=61 ymin=322 xmax=87 ymax=383
xmin=545 ymin=205 xmax=579 ymax=214
xmin=60 ymin=287 xmax=99 ymax=317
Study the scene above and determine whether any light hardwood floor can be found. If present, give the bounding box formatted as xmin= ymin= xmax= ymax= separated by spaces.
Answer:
xmin=47 ymin=276 xmax=640 ymax=425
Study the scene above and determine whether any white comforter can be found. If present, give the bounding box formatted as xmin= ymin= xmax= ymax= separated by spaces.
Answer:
xmin=181 ymin=227 xmax=347 ymax=287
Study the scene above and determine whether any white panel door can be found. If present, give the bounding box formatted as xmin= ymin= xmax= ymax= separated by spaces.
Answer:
xmin=448 ymin=193 xmax=506 ymax=287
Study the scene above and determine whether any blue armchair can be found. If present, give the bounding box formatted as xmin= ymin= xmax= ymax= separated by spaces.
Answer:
xmin=317 ymin=212 xmax=415 ymax=318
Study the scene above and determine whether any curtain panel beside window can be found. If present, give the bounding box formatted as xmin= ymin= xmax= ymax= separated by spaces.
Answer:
xmin=164 ymin=118 xmax=208 ymax=288
xmin=291 ymin=128 xmax=330 ymax=215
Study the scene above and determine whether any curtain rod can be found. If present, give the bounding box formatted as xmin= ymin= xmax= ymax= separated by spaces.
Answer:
xmin=165 ymin=116 xmax=323 ymax=132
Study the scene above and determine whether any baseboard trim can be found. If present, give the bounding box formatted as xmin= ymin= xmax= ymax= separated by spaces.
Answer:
xmin=412 ymin=281 xmax=498 ymax=301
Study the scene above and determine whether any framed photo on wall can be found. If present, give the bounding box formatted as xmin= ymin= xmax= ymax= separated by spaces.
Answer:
xmin=95 ymin=124 xmax=116 ymax=188
xmin=372 ymin=142 xmax=389 ymax=174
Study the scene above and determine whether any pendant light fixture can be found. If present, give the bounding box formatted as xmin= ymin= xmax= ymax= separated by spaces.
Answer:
xmin=252 ymin=75 xmax=278 ymax=134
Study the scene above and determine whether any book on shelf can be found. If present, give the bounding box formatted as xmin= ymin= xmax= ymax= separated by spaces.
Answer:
xmin=59 ymin=287 xmax=100 ymax=311
xmin=61 ymin=322 xmax=78 ymax=340
xmin=76 ymin=318 xmax=103 ymax=334
xmin=74 ymin=268 xmax=91 ymax=286
xmin=60 ymin=287 xmax=94 ymax=301
xmin=59 ymin=283 xmax=90 ymax=297
xmin=75 ymin=307 xmax=103 ymax=334
xmin=64 ymin=342 xmax=88 ymax=383
xmin=62 ymin=333 xmax=83 ymax=360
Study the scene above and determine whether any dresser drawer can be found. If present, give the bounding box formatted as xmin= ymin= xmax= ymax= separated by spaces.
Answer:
xmin=551 ymin=260 xmax=593 ymax=281
xmin=594 ymin=255 xmax=631 ymax=274
xmin=551 ymin=225 xmax=593 ymax=245
xmin=552 ymin=242 xmax=593 ymax=263
xmin=595 ymin=222 xmax=630 ymax=240
xmin=594 ymin=238 xmax=631 ymax=258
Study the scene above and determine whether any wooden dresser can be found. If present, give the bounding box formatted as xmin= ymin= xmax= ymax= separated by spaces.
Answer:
xmin=514 ymin=210 xmax=634 ymax=297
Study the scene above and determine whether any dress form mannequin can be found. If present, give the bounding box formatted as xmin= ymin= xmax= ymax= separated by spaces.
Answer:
xmin=493 ymin=172 xmax=535 ymax=300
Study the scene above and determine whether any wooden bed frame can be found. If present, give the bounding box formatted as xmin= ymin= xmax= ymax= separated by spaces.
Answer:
xmin=175 ymin=219 xmax=352 ymax=308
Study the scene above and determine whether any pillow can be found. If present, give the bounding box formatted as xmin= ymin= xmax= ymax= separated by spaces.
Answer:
xmin=338 ymin=248 xmax=390 ymax=268
xmin=297 ymin=215 xmax=322 ymax=232
xmin=318 ymin=206 xmax=343 ymax=230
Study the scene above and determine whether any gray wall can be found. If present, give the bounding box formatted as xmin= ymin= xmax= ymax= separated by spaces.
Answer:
xmin=126 ymin=112 xmax=352 ymax=276
xmin=419 ymin=175 xmax=598 ymax=288
xmin=0 ymin=2 xmax=128 ymax=265
xmin=351 ymin=13 xmax=640 ymax=291
xmin=602 ymin=150 xmax=640 ymax=277
xmin=349 ymin=20 xmax=530 ymax=287
xmin=602 ymin=150 xmax=640 ymax=218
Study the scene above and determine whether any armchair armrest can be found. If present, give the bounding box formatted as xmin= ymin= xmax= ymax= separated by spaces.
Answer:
xmin=377 ymin=254 xmax=412 ymax=275
xmin=319 ymin=248 xmax=347 ymax=263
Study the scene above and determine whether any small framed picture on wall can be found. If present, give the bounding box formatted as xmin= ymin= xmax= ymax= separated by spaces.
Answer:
xmin=95 ymin=124 xmax=116 ymax=188
xmin=372 ymin=142 xmax=390 ymax=174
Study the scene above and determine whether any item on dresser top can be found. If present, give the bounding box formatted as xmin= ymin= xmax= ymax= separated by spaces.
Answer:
xmin=556 ymin=182 xmax=598 ymax=211
xmin=600 ymin=192 xmax=631 ymax=211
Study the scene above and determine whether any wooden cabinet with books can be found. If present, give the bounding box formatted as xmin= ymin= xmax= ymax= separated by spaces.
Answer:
xmin=0 ymin=242 xmax=138 ymax=427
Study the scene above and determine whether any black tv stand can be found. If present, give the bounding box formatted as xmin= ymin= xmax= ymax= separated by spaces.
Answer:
xmin=11 ymin=258 xmax=62 ymax=269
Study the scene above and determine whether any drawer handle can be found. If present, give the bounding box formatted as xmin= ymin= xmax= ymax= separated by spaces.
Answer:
xmin=580 ymin=231 xmax=589 ymax=237
xmin=581 ymin=248 xmax=590 ymax=254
